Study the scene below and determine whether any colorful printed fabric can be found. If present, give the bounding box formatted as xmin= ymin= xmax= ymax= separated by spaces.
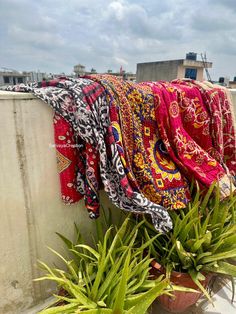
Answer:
xmin=144 ymin=80 xmax=235 ymax=195
xmin=37 ymin=78 xmax=88 ymax=206
xmin=8 ymin=76 xmax=235 ymax=230
xmin=178 ymin=80 xmax=236 ymax=176
xmin=39 ymin=78 xmax=101 ymax=216
xmin=53 ymin=112 xmax=84 ymax=205
xmin=86 ymin=74 xmax=190 ymax=209
xmin=6 ymin=78 xmax=172 ymax=232
xmin=53 ymin=113 xmax=101 ymax=215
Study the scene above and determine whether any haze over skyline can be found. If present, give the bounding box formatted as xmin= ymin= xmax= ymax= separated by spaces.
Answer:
xmin=0 ymin=0 xmax=235 ymax=80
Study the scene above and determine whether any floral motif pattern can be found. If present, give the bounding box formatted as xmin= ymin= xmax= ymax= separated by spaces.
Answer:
xmin=6 ymin=77 xmax=173 ymax=232
xmin=87 ymin=75 xmax=190 ymax=209
xmin=6 ymin=76 xmax=235 ymax=229
xmin=146 ymin=80 xmax=235 ymax=194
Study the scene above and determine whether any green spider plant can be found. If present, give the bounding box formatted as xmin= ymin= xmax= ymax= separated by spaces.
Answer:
xmin=140 ymin=182 xmax=236 ymax=302
xmin=35 ymin=215 xmax=174 ymax=314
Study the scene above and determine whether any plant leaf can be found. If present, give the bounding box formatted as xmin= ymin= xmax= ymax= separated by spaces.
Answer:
xmin=38 ymin=302 xmax=78 ymax=314
xmin=112 ymin=249 xmax=131 ymax=312
xmin=125 ymin=279 xmax=169 ymax=314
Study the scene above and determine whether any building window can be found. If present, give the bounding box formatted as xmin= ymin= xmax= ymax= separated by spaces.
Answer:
xmin=3 ymin=76 xmax=10 ymax=84
xmin=185 ymin=68 xmax=197 ymax=80
xmin=17 ymin=77 xmax=23 ymax=83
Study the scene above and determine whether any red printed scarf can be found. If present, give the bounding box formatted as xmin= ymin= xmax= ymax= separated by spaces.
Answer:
xmin=145 ymin=80 xmax=235 ymax=196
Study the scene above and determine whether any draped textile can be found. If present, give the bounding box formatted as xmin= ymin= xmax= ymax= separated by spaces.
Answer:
xmin=6 ymin=78 xmax=172 ymax=232
xmin=175 ymin=80 xmax=236 ymax=177
xmin=53 ymin=114 xmax=101 ymax=215
xmin=53 ymin=113 xmax=84 ymax=205
xmin=86 ymin=75 xmax=190 ymax=209
xmin=143 ymin=80 xmax=235 ymax=196
xmin=38 ymin=78 xmax=101 ymax=216
xmin=6 ymin=76 xmax=235 ymax=230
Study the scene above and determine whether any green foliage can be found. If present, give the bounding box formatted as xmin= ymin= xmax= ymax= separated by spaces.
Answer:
xmin=36 ymin=215 xmax=169 ymax=314
xmin=141 ymin=182 xmax=236 ymax=300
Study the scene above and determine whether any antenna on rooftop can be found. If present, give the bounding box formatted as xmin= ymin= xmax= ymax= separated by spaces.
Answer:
xmin=200 ymin=52 xmax=212 ymax=82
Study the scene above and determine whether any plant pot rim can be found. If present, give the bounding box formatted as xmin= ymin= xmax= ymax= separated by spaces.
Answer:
xmin=151 ymin=259 xmax=210 ymax=279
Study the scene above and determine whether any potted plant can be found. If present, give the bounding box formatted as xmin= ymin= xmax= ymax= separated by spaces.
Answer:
xmin=141 ymin=182 xmax=236 ymax=312
xmin=35 ymin=216 xmax=173 ymax=314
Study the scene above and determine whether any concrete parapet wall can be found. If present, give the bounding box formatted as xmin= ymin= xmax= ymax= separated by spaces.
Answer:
xmin=230 ymin=89 xmax=236 ymax=124
xmin=0 ymin=91 xmax=115 ymax=314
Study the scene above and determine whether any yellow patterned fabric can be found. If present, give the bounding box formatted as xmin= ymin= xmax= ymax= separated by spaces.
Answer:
xmin=87 ymin=75 xmax=190 ymax=209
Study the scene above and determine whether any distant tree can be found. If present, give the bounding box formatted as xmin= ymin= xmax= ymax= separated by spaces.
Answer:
xmin=107 ymin=69 xmax=112 ymax=73
xmin=90 ymin=68 xmax=97 ymax=73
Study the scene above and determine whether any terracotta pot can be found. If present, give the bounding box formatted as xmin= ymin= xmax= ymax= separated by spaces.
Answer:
xmin=151 ymin=260 xmax=211 ymax=313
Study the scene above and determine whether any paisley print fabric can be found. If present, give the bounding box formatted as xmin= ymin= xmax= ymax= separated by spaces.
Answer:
xmin=179 ymin=80 xmax=236 ymax=176
xmin=53 ymin=113 xmax=101 ymax=214
xmin=145 ymin=80 xmax=235 ymax=195
xmin=6 ymin=76 xmax=235 ymax=230
xmin=86 ymin=75 xmax=190 ymax=209
xmin=53 ymin=113 xmax=84 ymax=205
xmin=6 ymin=78 xmax=172 ymax=232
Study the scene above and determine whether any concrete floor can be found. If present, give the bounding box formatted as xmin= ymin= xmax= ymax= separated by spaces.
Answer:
xmin=151 ymin=281 xmax=236 ymax=314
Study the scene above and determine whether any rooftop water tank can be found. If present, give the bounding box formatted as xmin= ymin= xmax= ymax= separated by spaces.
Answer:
xmin=186 ymin=52 xmax=197 ymax=61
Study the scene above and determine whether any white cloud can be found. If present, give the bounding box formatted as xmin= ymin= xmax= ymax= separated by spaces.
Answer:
xmin=8 ymin=25 xmax=65 ymax=48
xmin=0 ymin=0 xmax=235 ymax=79
xmin=113 ymin=56 xmax=128 ymax=66
xmin=108 ymin=1 xmax=126 ymax=21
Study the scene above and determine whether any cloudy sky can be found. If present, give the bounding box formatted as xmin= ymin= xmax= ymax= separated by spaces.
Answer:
xmin=0 ymin=0 xmax=235 ymax=80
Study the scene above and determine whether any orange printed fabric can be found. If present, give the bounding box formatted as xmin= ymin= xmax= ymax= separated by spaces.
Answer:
xmin=147 ymin=80 xmax=235 ymax=196
xmin=87 ymin=75 xmax=190 ymax=210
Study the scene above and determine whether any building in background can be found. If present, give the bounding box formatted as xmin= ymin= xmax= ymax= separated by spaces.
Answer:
xmin=218 ymin=76 xmax=236 ymax=89
xmin=229 ymin=78 xmax=236 ymax=89
xmin=0 ymin=68 xmax=29 ymax=86
xmin=123 ymin=72 xmax=136 ymax=82
xmin=136 ymin=52 xmax=212 ymax=82
xmin=73 ymin=64 xmax=136 ymax=81
xmin=27 ymin=71 xmax=48 ymax=82
xmin=74 ymin=64 xmax=86 ymax=77
xmin=0 ymin=68 xmax=53 ymax=86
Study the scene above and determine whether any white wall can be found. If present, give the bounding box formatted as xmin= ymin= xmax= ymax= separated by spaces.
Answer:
xmin=230 ymin=89 xmax=236 ymax=124
xmin=0 ymin=91 xmax=116 ymax=314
